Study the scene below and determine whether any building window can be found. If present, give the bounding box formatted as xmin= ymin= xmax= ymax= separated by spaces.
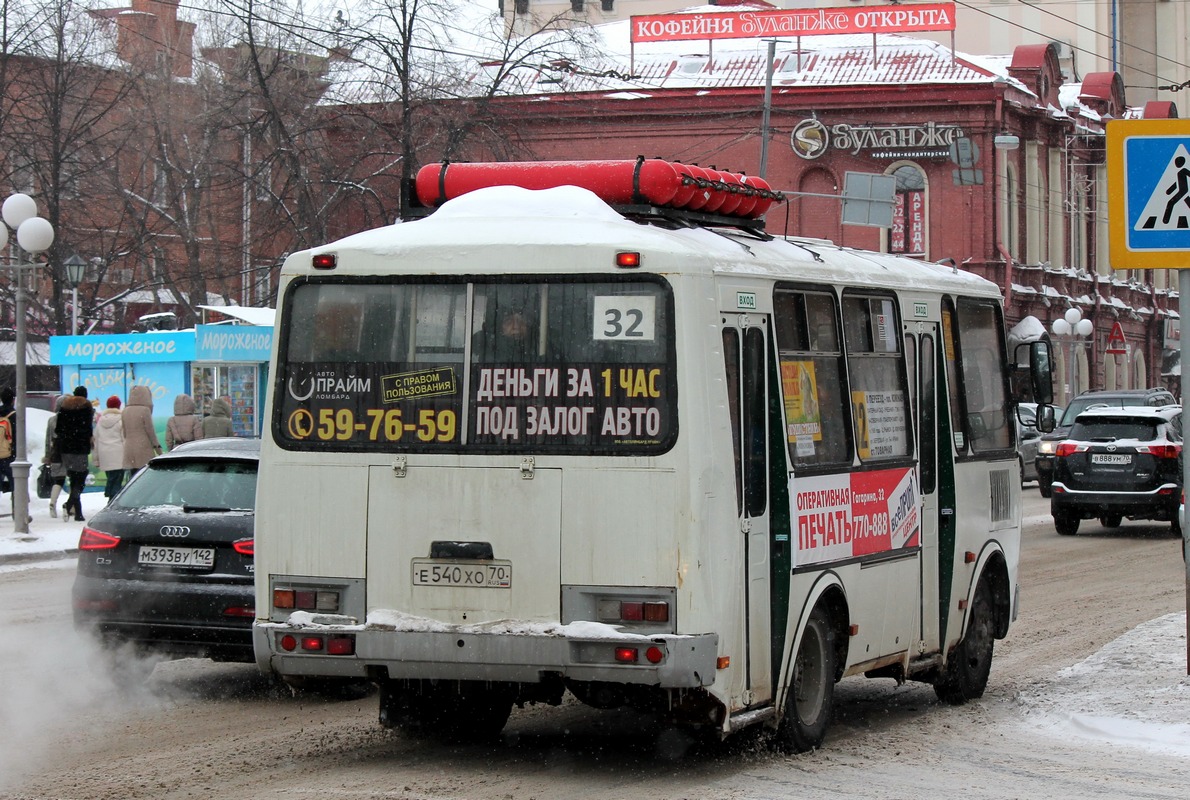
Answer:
xmin=515 ymin=0 xmax=528 ymax=13
xmin=602 ymin=0 xmax=614 ymax=10
xmin=889 ymin=164 xmax=926 ymax=257
xmin=1003 ymin=162 xmax=1021 ymax=260
xmin=571 ymin=0 xmax=583 ymax=11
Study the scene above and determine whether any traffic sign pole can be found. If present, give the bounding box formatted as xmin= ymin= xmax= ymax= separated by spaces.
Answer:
xmin=1109 ymin=120 xmax=1190 ymax=672
xmin=1182 ymin=269 xmax=1189 ymax=675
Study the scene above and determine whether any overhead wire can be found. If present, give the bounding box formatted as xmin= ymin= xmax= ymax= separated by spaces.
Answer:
xmin=951 ymin=0 xmax=1189 ymax=87
xmin=99 ymin=2 xmax=1189 ymax=106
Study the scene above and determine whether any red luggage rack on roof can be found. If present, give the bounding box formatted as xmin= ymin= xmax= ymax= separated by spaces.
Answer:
xmin=410 ymin=157 xmax=786 ymax=232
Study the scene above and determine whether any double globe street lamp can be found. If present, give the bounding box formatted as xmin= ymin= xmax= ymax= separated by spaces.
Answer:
xmin=2 ymin=193 xmax=55 ymax=537
xmin=1052 ymin=306 xmax=1094 ymax=405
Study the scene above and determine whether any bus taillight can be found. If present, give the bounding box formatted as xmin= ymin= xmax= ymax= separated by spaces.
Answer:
xmin=278 ymin=632 xmax=354 ymax=655
xmin=274 ymin=588 xmax=340 ymax=612
xmin=597 ymin=598 xmax=670 ymax=625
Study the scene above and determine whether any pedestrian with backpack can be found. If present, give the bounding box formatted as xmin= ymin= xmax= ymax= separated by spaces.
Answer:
xmin=56 ymin=386 xmax=96 ymax=522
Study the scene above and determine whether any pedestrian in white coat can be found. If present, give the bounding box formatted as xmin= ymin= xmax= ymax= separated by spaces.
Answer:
xmin=94 ymin=395 xmax=126 ymax=502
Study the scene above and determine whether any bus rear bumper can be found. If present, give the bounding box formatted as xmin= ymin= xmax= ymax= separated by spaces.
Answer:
xmin=254 ymin=623 xmax=719 ymax=688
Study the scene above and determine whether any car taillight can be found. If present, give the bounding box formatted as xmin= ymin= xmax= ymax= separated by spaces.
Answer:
xmin=233 ymin=538 xmax=254 ymax=556
xmin=1137 ymin=444 xmax=1181 ymax=459
xmin=1054 ymin=443 xmax=1087 ymax=457
xmin=78 ymin=528 xmax=120 ymax=550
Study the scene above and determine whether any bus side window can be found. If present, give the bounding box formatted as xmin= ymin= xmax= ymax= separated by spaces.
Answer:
xmin=773 ymin=288 xmax=851 ymax=468
xmin=842 ymin=294 xmax=910 ymax=462
xmin=722 ymin=327 xmax=743 ymax=515
xmin=954 ymin=298 xmax=1012 ymax=452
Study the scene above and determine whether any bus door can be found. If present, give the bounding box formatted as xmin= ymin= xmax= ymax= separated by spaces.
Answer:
xmin=721 ymin=315 xmax=773 ymax=705
xmin=905 ymin=323 xmax=941 ymax=649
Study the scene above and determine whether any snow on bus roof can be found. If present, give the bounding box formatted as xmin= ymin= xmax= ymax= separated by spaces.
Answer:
xmin=310 ymin=184 xmax=997 ymax=293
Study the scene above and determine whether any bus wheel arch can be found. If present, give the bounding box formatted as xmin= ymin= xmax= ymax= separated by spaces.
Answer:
xmin=934 ymin=553 xmax=1007 ymax=705
xmin=774 ymin=587 xmax=848 ymax=753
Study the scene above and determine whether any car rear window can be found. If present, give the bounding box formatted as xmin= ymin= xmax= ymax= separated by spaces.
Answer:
xmin=1068 ymin=420 xmax=1159 ymax=441
xmin=115 ymin=460 xmax=258 ymax=511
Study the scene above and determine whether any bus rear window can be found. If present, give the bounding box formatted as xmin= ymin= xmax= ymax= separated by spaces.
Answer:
xmin=275 ymin=277 xmax=676 ymax=454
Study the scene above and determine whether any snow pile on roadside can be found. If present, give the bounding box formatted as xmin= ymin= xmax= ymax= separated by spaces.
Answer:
xmin=1018 ymin=612 xmax=1190 ymax=757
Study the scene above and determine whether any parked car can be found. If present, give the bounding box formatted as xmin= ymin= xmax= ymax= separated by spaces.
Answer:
xmin=72 ymin=438 xmax=259 ymax=668
xmin=25 ymin=391 xmax=60 ymax=412
xmin=1017 ymin=402 xmax=1060 ymax=484
xmin=1049 ymin=405 xmax=1182 ymax=537
xmin=1035 ymin=387 xmax=1177 ymax=497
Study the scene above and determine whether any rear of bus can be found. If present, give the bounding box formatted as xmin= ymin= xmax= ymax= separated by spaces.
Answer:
xmin=252 ymin=194 xmax=724 ymax=739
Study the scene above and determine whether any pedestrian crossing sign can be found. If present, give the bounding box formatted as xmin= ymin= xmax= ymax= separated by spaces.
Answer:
xmin=1108 ymin=119 xmax=1190 ymax=269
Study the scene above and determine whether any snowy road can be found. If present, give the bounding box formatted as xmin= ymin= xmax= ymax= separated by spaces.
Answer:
xmin=1 ymin=491 xmax=1188 ymax=799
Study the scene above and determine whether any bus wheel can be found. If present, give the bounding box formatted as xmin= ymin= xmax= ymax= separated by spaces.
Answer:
xmin=775 ymin=605 xmax=836 ymax=753
xmin=380 ymin=680 xmax=513 ymax=743
xmin=1099 ymin=514 xmax=1122 ymax=529
xmin=933 ymin=579 xmax=994 ymax=705
xmin=441 ymin=682 xmax=514 ymax=743
xmin=1053 ymin=509 xmax=1079 ymax=536
xmin=379 ymin=680 xmax=437 ymax=735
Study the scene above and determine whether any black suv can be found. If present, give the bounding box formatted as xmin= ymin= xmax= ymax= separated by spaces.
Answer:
xmin=1049 ymin=405 xmax=1182 ymax=537
xmin=1035 ymin=387 xmax=1176 ymax=497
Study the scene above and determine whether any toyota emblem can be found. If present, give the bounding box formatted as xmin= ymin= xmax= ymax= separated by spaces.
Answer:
xmin=160 ymin=525 xmax=192 ymax=538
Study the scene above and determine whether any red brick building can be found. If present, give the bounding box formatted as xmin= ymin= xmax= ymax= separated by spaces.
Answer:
xmin=398 ymin=9 xmax=1180 ymax=404
xmin=4 ymin=3 xmax=1181 ymax=402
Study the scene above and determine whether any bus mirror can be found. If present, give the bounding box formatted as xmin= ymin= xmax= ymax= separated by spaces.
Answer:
xmin=1035 ymin=403 xmax=1055 ymax=433
xmin=1029 ymin=341 xmax=1054 ymax=405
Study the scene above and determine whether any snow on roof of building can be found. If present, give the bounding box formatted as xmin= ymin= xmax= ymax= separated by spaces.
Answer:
xmin=198 ymin=305 xmax=275 ymax=326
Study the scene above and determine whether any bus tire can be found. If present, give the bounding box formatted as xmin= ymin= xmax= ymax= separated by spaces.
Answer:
xmin=775 ymin=605 xmax=836 ymax=753
xmin=933 ymin=579 xmax=994 ymax=705
xmin=1099 ymin=514 xmax=1122 ymax=529
xmin=379 ymin=679 xmax=513 ymax=743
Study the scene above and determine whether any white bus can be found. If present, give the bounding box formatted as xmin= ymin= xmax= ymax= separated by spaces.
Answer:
xmin=253 ymin=159 xmax=1052 ymax=750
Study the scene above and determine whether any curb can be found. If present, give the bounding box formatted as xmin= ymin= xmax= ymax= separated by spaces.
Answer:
xmin=0 ymin=548 xmax=77 ymax=566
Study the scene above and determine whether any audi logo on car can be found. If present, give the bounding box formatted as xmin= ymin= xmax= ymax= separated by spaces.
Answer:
xmin=160 ymin=525 xmax=192 ymax=538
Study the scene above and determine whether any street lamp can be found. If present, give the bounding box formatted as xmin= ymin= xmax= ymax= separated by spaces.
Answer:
xmin=64 ymin=253 xmax=87 ymax=336
xmin=2 ymin=193 xmax=55 ymax=537
xmin=1052 ymin=306 xmax=1094 ymax=404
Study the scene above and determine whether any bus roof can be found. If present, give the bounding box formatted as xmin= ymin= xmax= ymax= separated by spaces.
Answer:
xmin=293 ymin=185 xmax=999 ymax=298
